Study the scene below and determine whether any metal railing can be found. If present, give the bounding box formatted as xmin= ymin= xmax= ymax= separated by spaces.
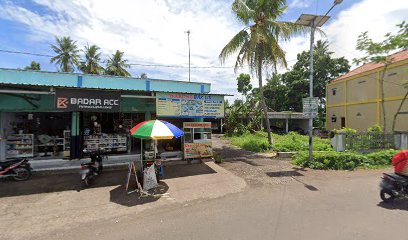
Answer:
xmin=344 ymin=133 xmax=395 ymax=150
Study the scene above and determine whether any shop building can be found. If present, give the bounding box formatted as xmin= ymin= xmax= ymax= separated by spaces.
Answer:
xmin=0 ymin=68 xmax=224 ymax=162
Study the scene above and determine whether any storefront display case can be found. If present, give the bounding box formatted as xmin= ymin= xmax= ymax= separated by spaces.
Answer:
xmin=83 ymin=134 xmax=128 ymax=153
xmin=63 ymin=130 xmax=71 ymax=158
xmin=6 ymin=134 xmax=34 ymax=158
xmin=183 ymin=122 xmax=212 ymax=159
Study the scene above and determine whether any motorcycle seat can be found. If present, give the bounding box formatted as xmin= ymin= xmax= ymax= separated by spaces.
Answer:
xmin=0 ymin=159 xmax=23 ymax=167
xmin=385 ymin=173 xmax=408 ymax=182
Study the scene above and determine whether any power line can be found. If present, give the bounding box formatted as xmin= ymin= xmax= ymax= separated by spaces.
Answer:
xmin=0 ymin=49 xmax=53 ymax=58
xmin=0 ymin=48 xmax=297 ymax=69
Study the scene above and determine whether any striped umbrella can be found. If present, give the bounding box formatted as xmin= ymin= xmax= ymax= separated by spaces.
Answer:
xmin=130 ymin=120 xmax=184 ymax=140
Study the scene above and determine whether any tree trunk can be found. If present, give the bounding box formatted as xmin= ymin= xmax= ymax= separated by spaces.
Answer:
xmin=258 ymin=58 xmax=272 ymax=147
xmin=380 ymin=65 xmax=388 ymax=134
xmin=392 ymin=90 xmax=408 ymax=132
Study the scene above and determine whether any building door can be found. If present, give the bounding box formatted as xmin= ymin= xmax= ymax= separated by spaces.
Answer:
xmin=341 ymin=117 xmax=346 ymax=128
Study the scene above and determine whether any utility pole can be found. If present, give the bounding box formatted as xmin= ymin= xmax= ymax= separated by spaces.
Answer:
xmin=185 ymin=30 xmax=191 ymax=82
xmin=296 ymin=0 xmax=343 ymax=161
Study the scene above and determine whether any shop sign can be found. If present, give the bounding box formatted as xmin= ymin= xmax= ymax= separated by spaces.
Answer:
xmin=184 ymin=142 xmax=213 ymax=159
xmin=183 ymin=122 xmax=212 ymax=129
xmin=156 ymin=92 xmax=224 ymax=118
xmin=55 ymin=89 xmax=121 ymax=112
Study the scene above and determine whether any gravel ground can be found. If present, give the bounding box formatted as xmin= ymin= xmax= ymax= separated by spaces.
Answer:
xmin=212 ymin=134 xmax=391 ymax=187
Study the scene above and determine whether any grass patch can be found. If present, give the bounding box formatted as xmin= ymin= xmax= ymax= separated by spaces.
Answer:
xmin=292 ymin=149 xmax=399 ymax=170
xmin=226 ymin=131 xmax=332 ymax=153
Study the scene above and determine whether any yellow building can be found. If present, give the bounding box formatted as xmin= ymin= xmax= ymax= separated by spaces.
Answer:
xmin=326 ymin=49 xmax=408 ymax=132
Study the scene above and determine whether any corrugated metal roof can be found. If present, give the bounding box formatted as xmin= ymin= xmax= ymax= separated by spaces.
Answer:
xmin=0 ymin=68 xmax=211 ymax=94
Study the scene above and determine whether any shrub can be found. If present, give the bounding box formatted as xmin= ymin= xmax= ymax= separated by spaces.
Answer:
xmin=333 ymin=127 xmax=357 ymax=134
xmin=361 ymin=149 xmax=398 ymax=167
xmin=292 ymin=151 xmax=366 ymax=170
xmin=272 ymin=132 xmax=332 ymax=152
xmin=292 ymin=149 xmax=399 ymax=170
xmin=227 ymin=131 xmax=332 ymax=153
xmin=367 ymin=124 xmax=383 ymax=133
xmin=228 ymin=132 xmax=269 ymax=152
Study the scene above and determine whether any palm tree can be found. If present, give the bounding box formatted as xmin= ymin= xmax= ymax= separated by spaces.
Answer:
xmin=105 ymin=50 xmax=131 ymax=77
xmin=219 ymin=0 xmax=308 ymax=146
xmin=50 ymin=36 xmax=80 ymax=72
xmin=24 ymin=61 xmax=41 ymax=70
xmin=79 ymin=44 xmax=104 ymax=74
xmin=140 ymin=73 xmax=147 ymax=79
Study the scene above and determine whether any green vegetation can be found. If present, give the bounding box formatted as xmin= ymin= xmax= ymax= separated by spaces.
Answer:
xmin=24 ymin=61 xmax=41 ymax=70
xmin=263 ymin=40 xmax=350 ymax=128
xmin=292 ymin=149 xmax=399 ymax=170
xmin=367 ymin=124 xmax=383 ymax=133
xmin=219 ymin=0 xmax=310 ymax=147
xmin=227 ymin=132 xmax=332 ymax=153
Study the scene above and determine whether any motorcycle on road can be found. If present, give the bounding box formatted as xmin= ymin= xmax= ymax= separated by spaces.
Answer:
xmin=379 ymin=172 xmax=408 ymax=202
xmin=80 ymin=149 xmax=104 ymax=187
xmin=0 ymin=158 xmax=32 ymax=181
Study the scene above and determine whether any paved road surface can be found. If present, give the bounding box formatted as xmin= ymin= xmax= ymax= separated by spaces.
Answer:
xmin=3 ymin=135 xmax=408 ymax=240
xmin=47 ymin=173 xmax=408 ymax=240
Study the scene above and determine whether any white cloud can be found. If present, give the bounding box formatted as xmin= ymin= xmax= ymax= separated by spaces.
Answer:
xmin=0 ymin=0 xmax=242 ymax=96
xmin=322 ymin=0 xmax=408 ymax=66
xmin=0 ymin=0 xmax=406 ymax=100
xmin=289 ymin=0 xmax=311 ymax=8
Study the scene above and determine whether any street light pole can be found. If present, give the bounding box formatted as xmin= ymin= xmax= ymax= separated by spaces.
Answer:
xmin=308 ymin=20 xmax=315 ymax=162
xmin=185 ymin=30 xmax=191 ymax=82
xmin=296 ymin=0 xmax=342 ymax=161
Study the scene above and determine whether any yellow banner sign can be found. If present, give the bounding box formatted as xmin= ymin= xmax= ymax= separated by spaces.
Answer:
xmin=184 ymin=142 xmax=213 ymax=159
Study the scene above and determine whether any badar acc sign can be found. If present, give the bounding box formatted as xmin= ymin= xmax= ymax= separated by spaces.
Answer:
xmin=55 ymin=89 xmax=121 ymax=112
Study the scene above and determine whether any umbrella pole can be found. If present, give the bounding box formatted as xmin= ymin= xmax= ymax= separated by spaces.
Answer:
xmin=140 ymin=139 xmax=143 ymax=172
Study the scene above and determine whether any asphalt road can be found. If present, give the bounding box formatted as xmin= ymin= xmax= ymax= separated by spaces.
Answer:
xmin=43 ymin=172 xmax=408 ymax=240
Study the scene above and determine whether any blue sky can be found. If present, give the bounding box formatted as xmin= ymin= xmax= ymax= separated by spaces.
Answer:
xmin=0 ymin=0 xmax=407 ymax=99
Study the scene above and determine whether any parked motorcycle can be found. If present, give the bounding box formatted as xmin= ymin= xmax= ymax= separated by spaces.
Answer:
xmin=379 ymin=172 xmax=408 ymax=202
xmin=0 ymin=158 xmax=32 ymax=181
xmin=80 ymin=149 xmax=104 ymax=187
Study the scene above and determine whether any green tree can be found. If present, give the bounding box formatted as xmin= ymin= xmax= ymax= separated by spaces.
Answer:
xmin=219 ymin=0 xmax=308 ymax=146
xmin=354 ymin=21 xmax=408 ymax=133
xmin=263 ymin=73 xmax=289 ymax=111
xmin=24 ymin=61 xmax=41 ymax=70
xmin=140 ymin=73 xmax=147 ymax=79
xmin=105 ymin=50 xmax=131 ymax=77
xmin=78 ymin=44 xmax=104 ymax=74
xmin=50 ymin=36 xmax=80 ymax=72
xmin=268 ymin=40 xmax=350 ymax=127
xmin=236 ymin=73 xmax=252 ymax=96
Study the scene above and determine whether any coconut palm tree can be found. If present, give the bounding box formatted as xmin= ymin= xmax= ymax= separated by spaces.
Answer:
xmin=219 ymin=0 xmax=309 ymax=146
xmin=140 ymin=73 xmax=147 ymax=79
xmin=50 ymin=36 xmax=80 ymax=72
xmin=24 ymin=61 xmax=41 ymax=70
xmin=105 ymin=50 xmax=131 ymax=77
xmin=79 ymin=44 xmax=104 ymax=74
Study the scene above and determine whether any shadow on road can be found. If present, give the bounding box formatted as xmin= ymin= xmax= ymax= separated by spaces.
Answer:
xmin=378 ymin=200 xmax=408 ymax=211
xmin=266 ymin=171 xmax=304 ymax=177
xmin=0 ymin=169 xmax=127 ymax=197
xmin=0 ymin=163 xmax=216 ymax=198
xmin=265 ymin=170 xmax=319 ymax=191
xmin=110 ymin=181 xmax=169 ymax=207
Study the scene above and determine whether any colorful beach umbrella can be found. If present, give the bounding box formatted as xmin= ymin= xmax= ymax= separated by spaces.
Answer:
xmin=130 ymin=120 xmax=184 ymax=140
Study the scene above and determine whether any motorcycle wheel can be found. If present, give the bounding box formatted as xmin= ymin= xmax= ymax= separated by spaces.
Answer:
xmin=380 ymin=189 xmax=395 ymax=202
xmin=13 ymin=167 xmax=32 ymax=181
